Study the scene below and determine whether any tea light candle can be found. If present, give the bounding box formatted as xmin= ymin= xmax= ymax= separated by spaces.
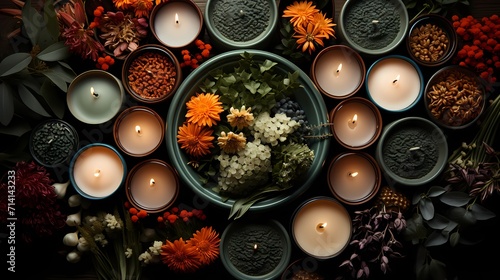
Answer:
xmin=126 ymin=159 xmax=179 ymax=213
xmin=67 ymin=70 xmax=124 ymax=124
xmin=366 ymin=55 xmax=424 ymax=112
xmin=69 ymin=144 xmax=126 ymax=199
xmin=328 ymin=152 xmax=381 ymax=205
xmin=292 ymin=197 xmax=352 ymax=259
xmin=220 ymin=219 xmax=291 ymax=279
xmin=311 ymin=45 xmax=366 ymax=99
xmin=150 ymin=0 xmax=203 ymax=48
xmin=329 ymin=97 xmax=382 ymax=149
xmin=113 ymin=106 xmax=165 ymax=157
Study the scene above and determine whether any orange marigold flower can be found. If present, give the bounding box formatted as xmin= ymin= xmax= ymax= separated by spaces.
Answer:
xmin=113 ymin=0 xmax=133 ymax=10
xmin=187 ymin=226 xmax=220 ymax=265
xmin=283 ymin=0 xmax=319 ymax=27
xmin=177 ymin=123 xmax=215 ymax=157
xmin=161 ymin=238 xmax=202 ymax=273
xmin=293 ymin=22 xmax=326 ymax=54
xmin=133 ymin=0 xmax=154 ymax=18
xmin=311 ymin=12 xmax=335 ymax=39
xmin=185 ymin=93 xmax=224 ymax=127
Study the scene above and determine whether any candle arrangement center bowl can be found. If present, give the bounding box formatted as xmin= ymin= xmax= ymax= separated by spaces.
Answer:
xmin=166 ymin=50 xmax=330 ymax=214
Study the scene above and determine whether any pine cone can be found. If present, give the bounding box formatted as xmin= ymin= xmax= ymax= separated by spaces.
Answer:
xmin=376 ymin=186 xmax=410 ymax=212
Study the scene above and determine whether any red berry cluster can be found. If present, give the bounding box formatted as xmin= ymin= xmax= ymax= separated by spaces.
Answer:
xmin=180 ymin=39 xmax=212 ymax=69
xmin=124 ymin=201 xmax=148 ymax=222
xmin=156 ymin=206 xmax=206 ymax=224
xmin=452 ymin=14 xmax=500 ymax=84
xmin=96 ymin=55 xmax=115 ymax=70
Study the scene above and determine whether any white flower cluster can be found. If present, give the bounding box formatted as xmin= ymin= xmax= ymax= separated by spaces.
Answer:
xmin=139 ymin=240 xmax=163 ymax=264
xmin=216 ymin=139 xmax=272 ymax=196
xmin=251 ymin=112 xmax=300 ymax=146
xmin=104 ymin=213 xmax=122 ymax=230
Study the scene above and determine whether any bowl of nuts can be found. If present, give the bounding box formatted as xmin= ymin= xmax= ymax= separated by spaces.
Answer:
xmin=424 ymin=65 xmax=486 ymax=130
xmin=406 ymin=14 xmax=457 ymax=67
xmin=122 ymin=44 xmax=182 ymax=103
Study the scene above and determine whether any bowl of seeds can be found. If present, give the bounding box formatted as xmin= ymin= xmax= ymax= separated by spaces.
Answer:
xmin=406 ymin=13 xmax=457 ymax=67
xmin=424 ymin=65 xmax=486 ymax=130
xmin=122 ymin=44 xmax=182 ymax=104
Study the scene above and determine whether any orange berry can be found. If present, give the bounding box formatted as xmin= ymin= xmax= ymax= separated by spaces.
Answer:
xmin=157 ymin=216 xmax=164 ymax=223
xmin=129 ymin=207 xmax=138 ymax=215
xmin=205 ymin=44 xmax=212 ymax=50
xmin=201 ymin=49 xmax=210 ymax=58
xmin=94 ymin=9 xmax=102 ymax=17
xmin=101 ymin=63 xmax=109 ymax=71
xmin=131 ymin=215 xmax=139 ymax=222
xmin=104 ymin=55 xmax=113 ymax=63
xmin=137 ymin=210 xmax=148 ymax=218
xmin=195 ymin=54 xmax=202 ymax=60
xmin=98 ymin=57 xmax=105 ymax=64
xmin=183 ymin=54 xmax=191 ymax=61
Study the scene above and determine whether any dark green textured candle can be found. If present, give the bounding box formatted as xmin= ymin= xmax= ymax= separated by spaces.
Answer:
xmin=30 ymin=120 xmax=79 ymax=167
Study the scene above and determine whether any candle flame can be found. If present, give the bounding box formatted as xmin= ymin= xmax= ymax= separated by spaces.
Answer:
xmin=94 ymin=169 xmax=101 ymax=177
xmin=372 ymin=20 xmax=379 ymax=24
xmin=175 ymin=13 xmax=179 ymax=24
xmin=393 ymin=74 xmax=400 ymax=84
xmin=90 ymin=87 xmax=99 ymax=98
xmin=409 ymin=146 xmax=421 ymax=151
xmin=135 ymin=125 xmax=142 ymax=135
xmin=352 ymin=114 xmax=357 ymax=124
xmin=316 ymin=222 xmax=327 ymax=233
xmin=150 ymin=178 xmax=155 ymax=186
xmin=319 ymin=223 xmax=327 ymax=229
xmin=253 ymin=244 xmax=258 ymax=250
xmin=336 ymin=63 xmax=342 ymax=73
xmin=348 ymin=114 xmax=358 ymax=129
xmin=349 ymin=172 xmax=359 ymax=177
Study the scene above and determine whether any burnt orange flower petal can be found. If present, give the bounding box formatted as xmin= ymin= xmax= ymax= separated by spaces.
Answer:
xmin=160 ymin=238 xmax=201 ymax=273
xmin=177 ymin=123 xmax=215 ymax=158
xmin=187 ymin=226 xmax=220 ymax=265
xmin=185 ymin=93 xmax=224 ymax=127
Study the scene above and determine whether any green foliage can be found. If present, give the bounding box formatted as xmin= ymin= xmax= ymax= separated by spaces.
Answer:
xmin=403 ymin=0 xmax=469 ymax=21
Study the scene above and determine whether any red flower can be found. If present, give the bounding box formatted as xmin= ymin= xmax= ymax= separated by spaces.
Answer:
xmin=160 ymin=238 xmax=202 ymax=273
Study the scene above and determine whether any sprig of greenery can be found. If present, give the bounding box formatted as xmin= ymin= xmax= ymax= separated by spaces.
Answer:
xmin=403 ymin=0 xmax=470 ymax=22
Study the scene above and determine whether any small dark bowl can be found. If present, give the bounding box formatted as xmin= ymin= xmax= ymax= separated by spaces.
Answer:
xmin=406 ymin=14 xmax=458 ymax=67
xmin=122 ymin=44 xmax=182 ymax=104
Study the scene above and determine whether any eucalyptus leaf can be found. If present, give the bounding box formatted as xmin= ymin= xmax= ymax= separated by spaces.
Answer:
xmin=37 ymin=41 xmax=70 ymax=61
xmin=428 ymin=259 xmax=447 ymax=280
xmin=0 ymin=117 xmax=31 ymax=137
xmin=448 ymin=207 xmax=477 ymax=226
xmin=425 ymin=230 xmax=448 ymax=247
xmin=21 ymin=0 xmax=42 ymax=46
xmin=41 ymin=68 xmax=69 ymax=92
xmin=49 ymin=63 xmax=76 ymax=83
xmin=439 ymin=191 xmax=471 ymax=207
xmin=426 ymin=213 xmax=449 ymax=230
xmin=40 ymin=80 xmax=65 ymax=118
xmin=18 ymin=84 xmax=51 ymax=117
xmin=470 ymin=203 xmax=496 ymax=220
xmin=420 ymin=197 xmax=435 ymax=220
xmin=0 ymin=53 xmax=32 ymax=77
xmin=427 ymin=185 xmax=446 ymax=197
xmin=0 ymin=82 xmax=15 ymax=126
xmin=412 ymin=192 xmax=423 ymax=205
xmin=449 ymin=231 xmax=460 ymax=247
xmin=43 ymin=0 xmax=60 ymax=43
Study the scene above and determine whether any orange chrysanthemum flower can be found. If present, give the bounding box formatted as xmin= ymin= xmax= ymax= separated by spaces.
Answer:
xmin=187 ymin=226 xmax=220 ymax=265
xmin=160 ymin=238 xmax=201 ymax=273
xmin=185 ymin=93 xmax=224 ymax=127
xmin=177 ymin=123 xmax=215 ymax=158
xmin=312 ymin=12 xmax=336 ymax=39
xmin=293 ymin=22 xmax=326 ymax=54
xmin=113 ymin=0 xmax=133 ymax=10
xmin=132 ymin=0 xmax=154 ymax=18
xmin=283 ymin=1 xmax=319 ymax=27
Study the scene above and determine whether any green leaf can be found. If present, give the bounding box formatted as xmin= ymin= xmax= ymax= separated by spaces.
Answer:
xmin=0 ymin=53 xmax=32 ymax=77
xmin=449 ymin=231 xmax=460 ymax=247
xmin=460 ymin=0 xmax=469 ymax=5
xmin=470 ymin=203 xmax=496 ymax=220
xmin=425 ymin=230 xmax=448 ymax=247
xmin=18 ymin=84 xmax=51 ymax=117
xmin=412 ymin=192 xmax=423 ymax=205
xmin=40 ymin=80 xmax=65 ymax=118
xmin=448 ymin=207 xmax=477 ymax=226
xmin=48 ymin=63 xmax=76 ymax=83
xmin=37 ymin=41 xmax=70 ymax=61
xmin=22 ymin=0 xmax=42 ymax=46
xmin=0 ymin=82 xmax=15 ymax=126
xmin=244 ymin=81 xmax=260 ymax=94
xmin=428 ymin=259 xmax=447 ymax=280
xmin=41 ymin=68 xmax=69 ymax=92
xmin=43 ymin=0 xmax=59 ymax=43
xmin=260 ymin=60 xmax=277 ymax=73
xmin=426 ymin=213 xmax=449 ymax=230
xmin=0 ymin=117 xmax=31 ymax=137
xmin=420 ymin=197 xmax=435 ymax=220
xmin=405 ymin=1 xmax=417 ymax=9
xmin=427 ymin=186 xmax=446 ymax=197
xmin=439 ymin=191 xmax=471 ymax=207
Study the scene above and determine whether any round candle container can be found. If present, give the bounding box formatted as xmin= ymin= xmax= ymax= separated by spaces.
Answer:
xmin=204 ymin=0 xmax=278 ymax=51
xmin=122 ymin=44 xmax=182 ymax=104
xmin=69 ymin=143 xmax=127 ymax=199
xmin=375 ymin=117 xmax=448 ymax=187
xmin=366 ymin=55 xmax=424 ymax=112
xmin=281 ymin=258 xmax=326 ymax=280
xmin=67 ymin=70 xmax=124 ymax=124
xmin=29 ymin=119 xmax=79 ymax=168
xmin=424 ymin=65 xmax=486 ymax=130
xmin=220 ymin=219 xmax=291 ymax=280
xmin=328 ymin=152 xmax=381 ymax=205
xmin=126 ymin=159 xmax=179 ymax=213
xmin=150 ymin=0 xmax=204 ymax=49
xmin=338 ymin=0 xmax=409 ymax=56
xmin=329 ymin=97 xmax=382 ymax=150
xmin=113 ymin=106 xmax=165 ymax=157
xmin=311 ymin=45 xmax=366 ymax=99
xmin=291 ymin=196 xmax=352 ymax=259
xmin=406 ymin=13 xmax=457 ymax=67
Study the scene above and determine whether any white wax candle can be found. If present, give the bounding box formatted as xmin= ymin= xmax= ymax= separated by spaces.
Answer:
xmin=314 ymin=47 xmax=363 ymax=97
xmin=366 ymin=57 xmax=422 ymax=111
xmin=332 ymin=99 xmax=378 ymax=148
xmin=116 ymin=108 xmax=163 ymax=156
xmin=72 ymin=145 xmax=125 ymax=198
xmin=129 ymin=161 xmax=178 ymax=210
xmin=153 ymin=1 xmax=202 ymax=48
xmin=329 ymin=153 xmax=378 ymax=202
xmin=292 ymin=198 xmax=351 ymax=258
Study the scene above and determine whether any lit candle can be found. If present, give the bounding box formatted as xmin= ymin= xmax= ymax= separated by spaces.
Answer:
xmin=220 ymin=219 xmax=291 ymax=279
xmin=311 ymin=45 xmax=365 ymax=99
xmin=113 ymin=106 xmax=165 ymax=157
xmin=328 ymin=152 xmax=381 ymax=205
xmin=330 ymin=97 xmax=382 ymax=149
xmin=69 ymin=144 xmax=126 ymax=199
xmin=292 ymin=197 xmax=352 ymax=259
xmin=366 ymin=55 xmax=424 ymax=112
xmin=150 ymin=0 xmax=203 ymax=48
xmin=126 ymin=159 xmax=179 ymax=212
xmin=67 ymin=70 xmax=124 ymax=124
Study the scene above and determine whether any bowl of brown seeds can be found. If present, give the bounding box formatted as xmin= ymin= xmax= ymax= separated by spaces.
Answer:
xmin=406 ymin=14 xmax=457 ymax=67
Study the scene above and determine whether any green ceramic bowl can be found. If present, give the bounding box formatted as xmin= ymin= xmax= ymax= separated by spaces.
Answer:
xmin=166 ymin=49 xmax=330 ymax=212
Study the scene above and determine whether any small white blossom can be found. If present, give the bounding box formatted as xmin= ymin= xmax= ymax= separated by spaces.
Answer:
xmin=104 ymin=213 xmax=121 ymax=230
xmin=94 ymin=233 xmax=108 ymax=247
xmin=149 ymin=241 xmax=163 ymax=255
xmin=138 ymin=251 xmax=153 ymax=264
xmin=125 ymin=248 xmax=133 ymax=258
